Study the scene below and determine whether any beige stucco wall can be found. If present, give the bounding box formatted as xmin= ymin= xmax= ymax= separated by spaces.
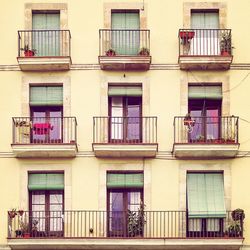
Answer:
xmin=0 ymin=0 xmax=250 ymax=249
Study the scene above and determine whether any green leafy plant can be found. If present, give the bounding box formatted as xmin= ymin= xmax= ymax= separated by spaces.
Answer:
xmin=220 ymin=31 xmax=232 ymax=55
xmin=127 ymin=203 xmax=146 ymax=237
xmin=232 ymin=208 xmax=245 ymax=221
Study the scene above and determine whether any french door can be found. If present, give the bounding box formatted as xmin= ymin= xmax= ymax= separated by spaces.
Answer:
xmin=188 ymin=100 xmax=221 ymax=142
xmin=29 ymin=190 xmax=64 ymax=237
xmin=31 ymin=107 xmax=63 ymax=143
xmin=108 ymin=190 xmax=142 ymax=237
xmin=109 ymin=96 xmax=142 ymax=143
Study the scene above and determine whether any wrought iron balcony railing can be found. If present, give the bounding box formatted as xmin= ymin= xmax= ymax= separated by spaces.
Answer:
xmin=12 ymin=117 xmax=77 ymax=144
xmin=179 ymin=29 xmax=232 ymax=56
xmin=174 ymin=116 xmax=239 ymax=144
xmin=99 ymin=29 xmax=150 ymax=56
xmin=8 ymin=210 xmax=243 ymax=239
xmin=18 ymin=30 xmax=71 ymax=57
xmin=93 ymin=116 xmax=157 ymax=144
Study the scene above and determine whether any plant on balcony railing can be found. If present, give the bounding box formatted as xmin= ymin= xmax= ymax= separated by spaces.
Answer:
xmin=20 ymin=44 xmax=37 ymax=57
xmin=106 ymin=48 xmax=116 ymax=56
xmin=220 ymin=31 xmax=232 ymax=56
xmin=226 ymin=209 xmax=245 ymax=237
xmin=179 ymin=30 xmax=195 ymax=44
xmin=138 ymin=47 xmax=150 ymax=56
xmin=127 ymin=203 xmax=146 ymax=237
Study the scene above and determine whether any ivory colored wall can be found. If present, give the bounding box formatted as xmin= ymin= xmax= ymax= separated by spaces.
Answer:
xmin=0 ymin=0 xmax=250 ymax=249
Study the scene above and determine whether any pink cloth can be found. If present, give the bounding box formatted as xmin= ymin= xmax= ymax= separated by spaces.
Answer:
xmin=33 ymin=123 xmax=53 ymax=135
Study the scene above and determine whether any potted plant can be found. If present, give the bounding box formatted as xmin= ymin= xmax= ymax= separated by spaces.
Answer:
xmin=21 ymin=44 xmax=37 ymax=57
xmin=127 ymin=203 xmax=146 ymax=237
xmin=232 ymin=208 xmax=245 ymax=221
xmin=138 ymin=47 xmax=150 ymax=56
xmin=227 ymin=220 xmax=242 ymax=237
xmin=105 ymin=48 xmax=116 ymax=56
xmin=20 ymin=220 xmax=30 ymax=238
xmin=31 ymin=219 xmax=39 ymax=237
xmin=184 ymin=113 xmax=195 ymax=126
xmin=179 ymin=30 xmax=195 ymax=44
xmin=220 ymin=31 xmax=232 ymax=56
xmin=8 ymin=208 xmax=17 ymax=219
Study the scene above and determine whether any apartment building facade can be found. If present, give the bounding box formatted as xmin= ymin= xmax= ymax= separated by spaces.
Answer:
xmin=0 ymin=0 xmax=250 ymax=250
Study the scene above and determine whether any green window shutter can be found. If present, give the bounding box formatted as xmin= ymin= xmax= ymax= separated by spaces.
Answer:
xmin=32 ymin=13 xmax=60 ymax=56
xmin=205 ymin=174 xmax=226 ymax=217
xmin=191 ymin=12 xmax=219 ymax=29
xmin=108 ymin=85 xmax=142 ymax=96
xmin=187 ymin=174 xmax=207 ymax=218
xmin=30 ymin=86 xmax=63 ymax=106
xmin=111 ymin=12 xmax=126 ymax=30
xmin=188 ymin=85 xmax=222 ymax=100
xmin=187 ymin=173 xmax=226 ymax=218
xmin=111 ymin=11 xmax=139 ymax=55
xmin=204 ymin=12 xmax=219 ymax=29
xmin=28 ymin=173 xmax=64 ymax=190
xmin=107 ymin=173 xmax=143 ymax=188
xmin=191 ymin=13 xmax=205 ymax=29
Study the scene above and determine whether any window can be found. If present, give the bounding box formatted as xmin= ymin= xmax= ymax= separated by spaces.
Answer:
xmin=30 ymin=86 xmax=63 ymax=143
xmin=107 ymin=172 xmax=143 ymax=237
xmin=190 ymin=10 xmax=219 ymax=55
xmin=28 ymin=173 xmax=64 ymax=237
xmin=188 ymin=84 xmax=222 ymax=142
xmin=108 ymin=85 xmax=142 ymax=143
xmin=186 ymin=172 xmax=226 ymax=237
xmin=111 ymin=10 xmax=140 ymax=55
xmin=32 ymin=11 xmax=60 ymax=56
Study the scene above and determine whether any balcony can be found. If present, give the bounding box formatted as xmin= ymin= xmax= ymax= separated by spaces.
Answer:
xmin=7 ymin=210 xmax=243 ymax=250
xmin=178 ymin=29 xmax=233 ymax=70
xmin=92 ymin=116 xmax=158 ymax=157
xmin=99 ymin=29 xmax=151 ymax=71
xmin=173 ymin=116 xmax=239 ymax=159
xmin=17 ymin=30 xmax=71 ymax=71
xmin=11 ymin=117 xmax=77 ymax=158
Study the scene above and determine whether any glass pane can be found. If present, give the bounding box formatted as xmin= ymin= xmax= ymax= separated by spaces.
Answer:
xmin=189 ymin=218 xmax=202 ymax=232
xmin=111 ymin=97 xmax=123 ymax=140
xmin=207 ymin=218 xmax=220 ymax=231
xmin=50 ymin=194 xmax=63 ymax=204
xmin=128 ymin=192 xmax=141 ymax=211
xmin=32 ymin=192 xmax=45 ymax=204
xmin=32 ymin=111 xmax=47 ymax=142
xmin=49 ymin=111 xmax=62 ymax=142
xmin=206 ymin=109 xmax=219 ymax=140
xmin=189 ymin=110 xmax=203 ymax=141
xmin=127 ymin=98 xmax=141 ymax=141
xmin=109 ymin=192 xmax=125 ymax=235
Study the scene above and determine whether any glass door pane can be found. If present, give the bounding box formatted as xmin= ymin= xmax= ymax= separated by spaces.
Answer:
xmin=110 ymin=97 xmax=124 ymax=141
xmin=32 ymin=111 xmax=47 ymax=143
xmin=189 ymin=110 xmax=203 ymax=142
xmin=49 ymin=192 xmax=63 ymax=234
xmin=109 ymin=192 xmax=125 ymax=236
xmin=49 ymin=111 xmax=62 ymax=143
xmin=126 ymin=98 xmax=141 ymax=142
xmin=206 ymin=109 xmax=219 ymax=140
xmin=31 ymin=191 xmax=46 ymax=233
